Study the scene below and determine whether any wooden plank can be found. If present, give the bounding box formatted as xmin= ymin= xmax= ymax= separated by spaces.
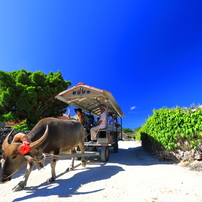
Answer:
xmin=84 ymin=143 xmax=114 ymax=146
xmin=46 ymin=151 xmax=100 ymax=159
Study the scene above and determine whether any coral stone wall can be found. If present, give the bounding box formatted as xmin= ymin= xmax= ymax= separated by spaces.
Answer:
xmin=141 ymin=132 xmax=202 ymax=162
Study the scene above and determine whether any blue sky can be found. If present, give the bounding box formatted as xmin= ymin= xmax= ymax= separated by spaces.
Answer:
xmin=1 ymin=1 xmax=202 ymax=130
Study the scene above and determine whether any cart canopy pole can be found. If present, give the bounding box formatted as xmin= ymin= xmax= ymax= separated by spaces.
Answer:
xmin=121 ymin=117 xmax=123 ymax=140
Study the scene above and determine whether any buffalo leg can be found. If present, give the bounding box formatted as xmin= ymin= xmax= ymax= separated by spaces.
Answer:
xmin=47 ymin=158 xmax=57 ymax=183
xmin=12 ymin=161 xmax=34 ymax=192
xmin=70 ymin=157 xmax=75 ymax=170
xmin=67 ymin=149 xmax=76 ymax=171
xmin=69 ymin=147 xmax=79 ymax=170
xmin=78 ymin=142 xmax=86 ymax=168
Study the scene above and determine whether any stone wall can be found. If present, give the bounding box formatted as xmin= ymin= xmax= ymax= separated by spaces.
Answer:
xmin=0 ymin=122 xmax=5 ymax=128
xmin=141 ymin=133 xmax=202 ymax=162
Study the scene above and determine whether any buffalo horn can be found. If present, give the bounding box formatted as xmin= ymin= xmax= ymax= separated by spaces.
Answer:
xmin=12 ymin=132 xmax=31 ymax=143
xmin=30 ymin=125 xmax=49 ymax=149
xmin=2 ymin=130 xmax=14 ymax=151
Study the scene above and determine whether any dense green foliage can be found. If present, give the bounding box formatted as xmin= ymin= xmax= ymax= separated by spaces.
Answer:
xmin=0 ymin=69 xmax=71 ymax=129
xmin=123 ymin=128 xmax=134 ymax=134
xmin=133 ymin=127 xmax=141 ymax=140
xmin=11 ymin=120 xmax=33 ymax=131
xmin=137 ymin=107 xmax=202 ymax=150
xmin=134 ymin=126 xmax=141 ymax=132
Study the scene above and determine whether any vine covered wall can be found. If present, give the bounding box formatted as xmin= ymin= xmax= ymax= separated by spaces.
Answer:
xmin=138 ymin=107 xmax=202 ymax=161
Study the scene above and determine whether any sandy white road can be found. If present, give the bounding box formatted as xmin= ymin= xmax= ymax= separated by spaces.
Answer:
xmin=1 ymin=141 xmax=202 ymax=202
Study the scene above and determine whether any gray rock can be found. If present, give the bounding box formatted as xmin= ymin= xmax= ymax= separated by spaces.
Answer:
xmin=183 ymin=151 xmax=192 ymax=161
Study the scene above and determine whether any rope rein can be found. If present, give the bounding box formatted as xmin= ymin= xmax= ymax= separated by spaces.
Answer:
xmin=4 ymin=162 xmax=27 ymax=180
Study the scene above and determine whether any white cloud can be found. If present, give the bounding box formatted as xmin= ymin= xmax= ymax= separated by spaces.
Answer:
xmin=130 ymin=106 xmax=136 ymax=110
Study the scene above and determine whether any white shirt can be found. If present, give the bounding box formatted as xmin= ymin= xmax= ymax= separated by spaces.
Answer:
xmin=99 ymin=111 xmax=107 ymax=128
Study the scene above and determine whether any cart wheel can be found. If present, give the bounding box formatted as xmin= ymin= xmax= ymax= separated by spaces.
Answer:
xmin=101 ymin=146 xmax=110 ymax=162
xmin=75 ymin=147 xmax=81 ymax=160
xmin=113 ymin=143 xmax=118 ymax=153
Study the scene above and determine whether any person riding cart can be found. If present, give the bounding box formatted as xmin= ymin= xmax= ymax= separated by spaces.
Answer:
xmin=90 ymin=106 xmax=107 ymax=143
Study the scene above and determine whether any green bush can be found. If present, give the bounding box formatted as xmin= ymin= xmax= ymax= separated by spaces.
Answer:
xmin=0 ymin=69 xmax=71 ymax=127
xmin=135 ymin=133 xmax=141 ymax=140
xmin=11 ymin=120 xmax=34 ymax=131
xmin=137 ymin=107 xmax=202 ymax=150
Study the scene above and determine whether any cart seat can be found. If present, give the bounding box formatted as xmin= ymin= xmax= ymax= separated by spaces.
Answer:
xmin=98 ymin=125 xmax=121 ymax=132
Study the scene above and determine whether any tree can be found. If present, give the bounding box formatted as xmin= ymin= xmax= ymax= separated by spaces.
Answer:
xmin=134 ymin=127 xmax=141 ymax=132
xmin=0 ymin=69 xmax=71 ymax=128
xmin=123 ymin=128 xmax=134 ymax=134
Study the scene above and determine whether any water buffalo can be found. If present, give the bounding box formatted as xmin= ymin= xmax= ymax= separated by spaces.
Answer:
xmin=0 ymin=117 xmax=86 ymax=191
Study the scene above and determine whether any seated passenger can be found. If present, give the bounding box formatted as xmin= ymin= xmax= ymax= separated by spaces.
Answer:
xmin=89 ymin=115 xmax=96 ymax=127
xmin=113 ymin=115 xmax=121 ymax=127
xmin=74 ymin=108 xmax=87 ymax=128
xmin=90 ymin=106 xmax=107 ymax=142
xmin=108 ymin=113 xmax=114 ymax=126
xmin=85 ymin=114 xmax=92 ymax=142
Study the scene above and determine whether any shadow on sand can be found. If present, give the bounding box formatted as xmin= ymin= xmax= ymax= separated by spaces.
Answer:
xmin=12 ymin=162 xmax=124 ymax=202
xmin=1 ymin=142 xmax=175 ymax=201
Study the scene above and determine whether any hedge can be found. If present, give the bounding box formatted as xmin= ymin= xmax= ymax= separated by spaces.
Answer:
xmin=137 ymin=107 xmax=202 ymax=151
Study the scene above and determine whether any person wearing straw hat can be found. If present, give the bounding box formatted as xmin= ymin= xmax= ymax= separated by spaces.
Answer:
xmin=90 ymin=106 xmax=107 ymax=142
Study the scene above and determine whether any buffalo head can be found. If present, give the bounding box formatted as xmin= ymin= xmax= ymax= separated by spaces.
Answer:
xmin=0 ymin=125 xmax=48 ymax=183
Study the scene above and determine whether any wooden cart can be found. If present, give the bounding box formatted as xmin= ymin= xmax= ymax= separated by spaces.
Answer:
xmin=55 ymin=82 xmax=125 ymax=162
